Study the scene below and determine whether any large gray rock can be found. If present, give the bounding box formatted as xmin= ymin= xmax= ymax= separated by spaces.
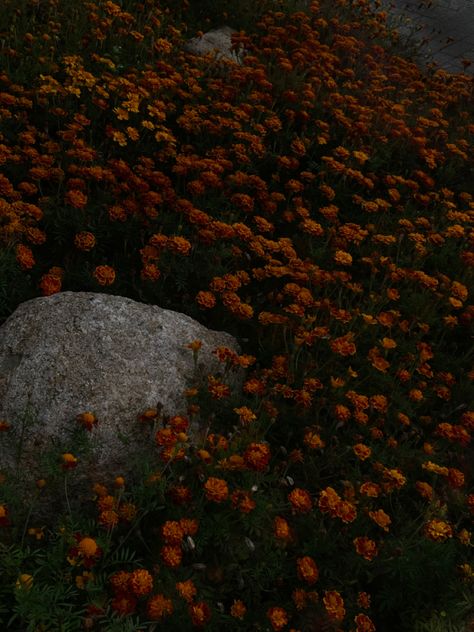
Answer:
xmin=0 ymin=292 xmax=242 ymax=486
xmin=183 ymin=26 xmax=246 ymax=65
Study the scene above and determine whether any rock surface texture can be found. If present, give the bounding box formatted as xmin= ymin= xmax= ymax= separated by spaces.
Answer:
xmin=0 ymin=292 xmax=242 ymax=484
xmin=183 ymin=25 xmax=246 ymax=64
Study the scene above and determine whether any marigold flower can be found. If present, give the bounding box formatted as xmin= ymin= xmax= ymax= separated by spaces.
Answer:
xmin=336 ymin=500 xmax=357 ymax=523
xmin=323 ymin=590 xmax=345 ymax=621
xmin=234 ymin=406 xmax=257 ymax=425
xmin=288 ymin=488 xmax=313 ymax=514
xmin=76 ymin=411 xmax=97 ymax=431
xmin=415 ymin=481 xmax=434 ymax=501
xmin=65 ymin=189 xmax=87 ymax=208
xmin=161 ymin=544 xmax=182 ymax=568
xmin=353 ymin=443 xmax=371 ymax=461
xmin=0 ymin=504 xmax=10 ymax=526
xmin=176 ymin=579 xmax=197 ymax=603
xmin=147 ymin=593 xmax=173 ymax=620
xmin=77 ymin=537 xmax=98 ymax=557
xmin=355 ymin=612 xmax=376 ymax=631
xmin=74 ymin=231 xmax=96 ymax=251
xmin=230 ymin=599 xmax=247 ymax=619
xmin=204 ymin=477 xmax=229 ymax=502
xmin=16 ymin=244 xmax=35 ymax=270
xmin=129 ymin=568 xmax=154 ymax=596
xmin=39 ymin=272 xmax=62 ymax=296
xmin=359 ymin=482 xmax=381 ymax=497
xmin=61 ymin=453 xmax=78 ymax=470
xmin=369 ymin=509 xmax=391 ymax=532
xmin=304 ymin=431 xmax=325 ymax=449
xmin=16 ymin=574 xmax=33 ymax=590
xmin=110 ymin=571 xmax=130 ymax=593
xmin=297 ymin=556 xmax=319 ymax=584
xmin=161 ymin=520 xmax=184 ymax=544
xmin=274 ymin=516 xmax=292 ymax=541
xmin=93 ymin=264 xmax=115 ymax=286
xmin=243 ymin=442 xmax=271 ymax=471
xmin=196 ymin=290 xmax=216 ymax=309
xmin=334 ymin=249 xmax=353 ymax=266
xmin=319 ymin=487 xmax=341 ymax=514
xmin=189 ymin=601 xmax=211 ymax=627
xmin=357 ymin=591 xmax=371 ymax=609
xmin=99 ymin=509 xmax=119 ymax=529
xmin=267 ymin=606 xmax=289 ymax=630
xmin=118 ymin=502 xmax=137 ymax=522
xmin=424 ymin=519 xmax=453 ymax=542
xmin=354 ymin=536 xmax=378 ymax=561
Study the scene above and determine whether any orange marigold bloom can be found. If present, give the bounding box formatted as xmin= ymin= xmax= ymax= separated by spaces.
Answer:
xmin=368 ymin=509 xmax=391 ymax=532
xmin=61 ymin=453 xmax=78 ymax=470
xmin=355 ymin=613 xmax=376 ymax=631
xmin=330 ymin=333 xmax=356 ymax=356
xmin=141 ymin=263 xmax=161 ymax=282
xmin=65 ymin=189 xmax=88 ymax=208
xmin=357 ymin=592 xmax=371 ymax=609
xmin=76 ymin=411 xmax=97 ymax=431
xmin=98 ymin=510 xmax=119 ymax=529
xmin=176 ymin=579 xmax=197 ymax=603
xmin=204 ymin=477 xmax=229 ymax=503
xmin=323 ymin=590 xmax=346 ymax=622
xmin=334 ymin=249 xmax=353 ymax=266
xmin=319 ymin=487 xmax=341 ymax=515
xmin=448 ymin=468 xmax=465 ymax=488
xmin=353 ymin=443 xmax=371 ymax=461
xmin=230 ymin=599 xmax=247 ymax=619
xmin=161 ymin=520 xmax=184 ymax=544
xmin=354 ymin=536 xmax=378 ymax=561
xmin=335 ymin=500 xmax=357 ymax=523
xmin=243 ymin=442 xmax=271 ymax=471
xmin=180 ymin=518 xmax=199 ymax=536
xmin=196 ymin=290 xmax=216 ymax=309
xmin=129 ymin=568 xmax=153 ymax=596
xmin=207 ymin=375 xmax=230 ymax=399
xmin=77 ymin=537 xmax=98 ymax=557
xmin=304 ymin=431 xmax=325 ymax=449
xmin=288 ymin=488 xmax=313 ymax=514
xmin=16 ymin=244 xmax=35 ymax=270
xmin=296 ymin=556 xmax=319 ymax=584
xmin=118 ymin=502 xmax=137 ymax=522
xmin=93 ymin=264 xmax=115 ymax=286
xmin=274 ymin=516 xmax=292 ymax=541
xmin=147 ymin=593 xmax=173 ymax=620
xmin=267 ymin=606 xmax=289 ymax=631
xmin=189 ymin=601 xmax=211 ymax=627
xmin=234 ymin=406 xmax=257 ymax=425
xmin=161 ymin=544 xmax=182 ymax=568
xmin=39 ymin=272 xmax=61 ymax=296
xmin=74 ymin=231 xmax=96 ymax=251
xmin=424 ymin=519 xmax=453 ymax=542
xmin=415 ymin=481 xmax=434 ymax=500
xmin=231 ymin=490 xmax=256 ymax=513
xmin=359 ymin=482 xmax=381 ymax=497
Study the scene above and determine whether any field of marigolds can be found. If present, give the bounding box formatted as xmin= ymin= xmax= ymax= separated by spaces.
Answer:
xmin=0 ymin=0 xmax=473 ymax=629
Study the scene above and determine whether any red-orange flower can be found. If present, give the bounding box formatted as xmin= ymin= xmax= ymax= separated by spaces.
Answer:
xmin=204 ymin=477 xmax=229 ymax=502
xmin=161 ymin=544 xmax=182 ymax=568
xmin=189 ymin=601 xmax=211 ymax=627
xmin=323 ymin=590 xmax=345 ymax=622
xmin=267 ymin=606 xmax=289 ymax=630
xmin=296 ymin=556 xmax=319 ymax=584
xmin=354 ymin=536 xmax=378 ymax=561
xmin=93 ymin=265 xmax=115 ymax=286
xmin=129 ymin=569 xmax=153 ymax=596
xmin=355 ymin=612 xmax=376 ymax=631
xmin=65 ymin=189 xmax=88 ymax=208
xmin=243 ymin=442 xmax=271 ymax=471
xmin=288 ymin=488 xmax=313 ymax=514
xmin=176 ymin=579 xmax=197 ymax=603
xmin=147 ymin=594 xmax=173 ymax=620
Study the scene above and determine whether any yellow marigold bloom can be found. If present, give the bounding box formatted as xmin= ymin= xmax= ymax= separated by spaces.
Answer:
xmin=204 ymin=477 xmax=229 ymax=502
xmin=422 ymin=461 xmax=449 ymax=476
xmin=384 ymin=468 xmax=406 ymax=489
xmin=129 ymin=569 xmax=153 ymax=596
xmin=93 ymin=265 xmax=115 ymax=286
xmin=424 ymin=519 xmax=453 ymax=542
xmin=176 ymin=579 xmax=197 ymax=603
xmin=16 ymin=574 xmax=33 ymax=590
xmin=353 ymin=443 xmax=371 ymax=461
xmin=147 ymin=593 xmax=173 ymax=620
xmin=230 ymin=599 xmax=247 ymax=619
xmin=323 ymin=590 xmax=346 ymax=622
xmin=267 ymin=606 xmax=289 ymax=631
xmin=296 ymin=556 xmax=319 ymax=584
xmin=78 ymin=537 xmax=98 ymax=557
xmin=368 ymin=509 xmax=391 ymax=532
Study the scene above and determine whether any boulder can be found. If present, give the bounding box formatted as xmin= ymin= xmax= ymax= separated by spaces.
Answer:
xmin=183 ymin=25 xmax=246 ymax=65
xmin=0 ymin=292 xmax=243 ymax=488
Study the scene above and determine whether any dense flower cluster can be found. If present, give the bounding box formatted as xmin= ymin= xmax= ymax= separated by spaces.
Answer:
xmin=0 ymin=0 xmax=472 ymax=629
